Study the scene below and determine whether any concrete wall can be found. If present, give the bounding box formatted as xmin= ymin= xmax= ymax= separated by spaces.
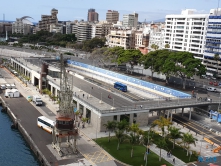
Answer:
xmin=136 ymin=112 xmax=149 ymax=126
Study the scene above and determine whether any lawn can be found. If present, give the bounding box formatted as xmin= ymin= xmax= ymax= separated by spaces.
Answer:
xmin=95 ymin=137 xmax=173 ymax=166
xmin=152 ymin=133 xmax=198 ymax=163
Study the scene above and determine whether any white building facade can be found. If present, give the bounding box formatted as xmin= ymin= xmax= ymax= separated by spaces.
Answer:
xmin=72 ymin=22 xmax=92 ymax=42
xmin=106 ymin=29 xmax=135 ymax=49
xmin=12 ymin=17 xmax=33 ymax=35
xmin=149 ymin=24 xmax=165 ymax=51
xmin=164 ymin=9 xmax=209 ymax=60
xmin=122 ymin=13 xmax=138 ymax=29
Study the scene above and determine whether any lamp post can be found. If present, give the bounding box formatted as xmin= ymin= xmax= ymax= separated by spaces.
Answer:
xmin=199 ymin=139 xmax=203 ymax=155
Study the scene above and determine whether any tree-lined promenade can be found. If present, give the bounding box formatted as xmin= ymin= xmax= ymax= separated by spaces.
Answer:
xmin=94 ymin=117 xmax=198 ymax=166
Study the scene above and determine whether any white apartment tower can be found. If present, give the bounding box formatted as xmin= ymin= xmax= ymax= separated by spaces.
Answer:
xmin=122 ymin=13 xmax=138 ymax=29
xmin=164 ymin=9 xmax=209 ymax=60
xmin=72 ymin=22 xmax=92 ymax=42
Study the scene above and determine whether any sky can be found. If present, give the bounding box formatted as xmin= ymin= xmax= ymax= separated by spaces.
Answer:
xmin=0 ymin=0 xmax=220 ymax=22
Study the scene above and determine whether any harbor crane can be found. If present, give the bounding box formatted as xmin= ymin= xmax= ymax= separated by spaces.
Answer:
xmin=52 ymin=54 xmax=78 ymax=157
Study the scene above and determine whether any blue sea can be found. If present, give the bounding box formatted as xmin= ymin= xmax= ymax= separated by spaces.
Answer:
xmin=0 ymin=106 xmax=39 ymax=166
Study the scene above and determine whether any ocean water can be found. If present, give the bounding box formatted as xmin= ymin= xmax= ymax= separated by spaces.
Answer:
xmin=0 ymin=106 xmax=39 ymax=166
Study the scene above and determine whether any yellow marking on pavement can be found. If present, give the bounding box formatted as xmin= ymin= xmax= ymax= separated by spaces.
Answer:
xmin=173 ymin=117 xmax=221 ymax=146
xmin=83 ymin=150 xmax=113 ymax=164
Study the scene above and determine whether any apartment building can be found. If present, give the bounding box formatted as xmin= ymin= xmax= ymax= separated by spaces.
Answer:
xmin=106 ymin=29 xmax=135 ymax=49
xmin=149 ymin=23 xmax=165 ymax=51
xmin=91 ymin=22 xmax=112 ymax=38
xmin=164 ymin=9 xmax=208 ymax=60
xmin=88 ymin=9 xmax=99 ymax=22
xmin=50 ymin=24 xmax=63 ymax=33
xmin=134 ymin=31 xmax=149 ymax=54
xmin=72 ymin=22 xmax=92 ymax=42
xmin=204 ymin=8 xmax=221 ymax=75
xmin=38 ymin=8 xmax=58 ymax=31
xmin=12 ymin=16 xmax=33 ymax=35
xmin=122 ymin=13 xmax=138 ymax=29
xmin=106 ymin=10 xmax=119 ymax=24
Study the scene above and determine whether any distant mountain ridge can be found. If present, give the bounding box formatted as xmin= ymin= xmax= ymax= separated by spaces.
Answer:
xmin=147 ymin=18 xmax=165 ymax=23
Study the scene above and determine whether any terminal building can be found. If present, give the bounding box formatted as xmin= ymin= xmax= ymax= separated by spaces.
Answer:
xmin=9 ymin=55 xmax=193 ymax=133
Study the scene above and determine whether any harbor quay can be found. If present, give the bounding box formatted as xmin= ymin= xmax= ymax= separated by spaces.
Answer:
xmin=0 ymin=95 xmax=85 ymax=166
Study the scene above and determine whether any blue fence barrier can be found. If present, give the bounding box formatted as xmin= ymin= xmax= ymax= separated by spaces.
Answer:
xmin=67 ymin=60 xmax=191 ymax=98
xmin=210 ymin=110 xmax=221 ymax=122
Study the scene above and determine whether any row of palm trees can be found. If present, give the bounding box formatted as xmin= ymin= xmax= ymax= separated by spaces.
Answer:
xmin=103 ymin=116 xmax=198 ymax=161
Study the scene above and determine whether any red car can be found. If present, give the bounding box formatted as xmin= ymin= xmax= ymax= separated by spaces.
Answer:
xmin=213 ymin=82 xmax=218 ymax=86
xmin=209 ymin=81 xmax=213 ymax=85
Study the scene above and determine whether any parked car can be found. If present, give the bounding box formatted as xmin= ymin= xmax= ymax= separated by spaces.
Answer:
xmin=0 ymin=85 xmax=6 ymax=90
xmin=213 ymin=82 xmax=218 ymax=86
xmin=207 ymin=87 xmax=217 ymax=92
xmin=209 ymin=81 xmax=213 ymax=85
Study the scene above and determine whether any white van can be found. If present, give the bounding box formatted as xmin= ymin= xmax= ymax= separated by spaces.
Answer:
xmin=0 ymin=85 xmax=6 ymax=90
xmin=6 ymin=84 xmax=11 ymax=89
xmin=207 ymin=87 xmax=216 ymax=92
xmin=11 ymin=84 xmax=16 ymax=89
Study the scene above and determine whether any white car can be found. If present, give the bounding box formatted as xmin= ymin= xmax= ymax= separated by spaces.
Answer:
xmin=0 ymin=85 xmax=6 ymax=90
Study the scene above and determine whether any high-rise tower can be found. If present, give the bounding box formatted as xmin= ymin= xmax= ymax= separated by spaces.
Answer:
xmin=87 ymin=8 xmax=99 ymax=22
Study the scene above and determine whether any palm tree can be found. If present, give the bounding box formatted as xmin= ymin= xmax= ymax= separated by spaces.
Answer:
xmin=74 ymin=111 xmax=80 ymax=126
xmin=81 ymin=117 xmax=89 ymax=128
xmin=156 ymin=139 xmax=167 ymax=161
xmin=116 ymin=119 xmax=129 ymax=133
xmin=127 ymin=132 xmax=139 ymax=157
xmin=214 ymin=53 xmax=220 ymax=76
xmin=148 ymin=123 xmax=156 ymax=145
xmin=103 ymin=121 xmax=116 ymax=142
xmin=151 ymin=44 xmax=159 ymax=51
xmin=129 ymin=123 xmax=139 ymax=137
xmin=153 ymin=116 xmax=172 ymax=138
xmin=182 ymin=133 xmax=198 ymax=156
xmin=115 ymin=129 xmax=125 ymax=150
xmin=167 ymin=126 xmax=183 ymax=149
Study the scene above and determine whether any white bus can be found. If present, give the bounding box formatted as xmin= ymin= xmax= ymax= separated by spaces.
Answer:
xmin=37 ymin=116 xmax=54 ymax=134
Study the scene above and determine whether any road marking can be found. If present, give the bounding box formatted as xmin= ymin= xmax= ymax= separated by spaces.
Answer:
xmin=83 ymin=150 xmax=113 ymax=164
xmin=173 ymin=117 xmax=221 ymax=146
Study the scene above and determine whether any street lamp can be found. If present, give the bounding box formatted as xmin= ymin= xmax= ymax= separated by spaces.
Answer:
xmin=89 ymin=86 xmax=93 ymax=98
